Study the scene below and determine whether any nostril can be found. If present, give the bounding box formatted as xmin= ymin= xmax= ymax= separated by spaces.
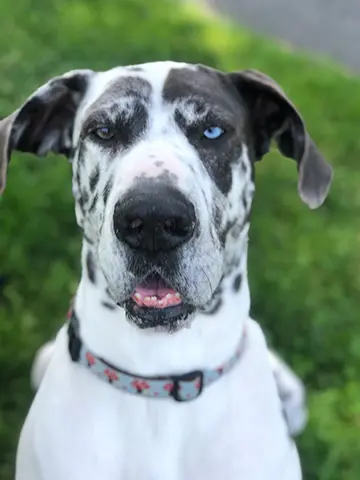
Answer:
xmin=163 ymin=217 xmax=193 ymax=238
xmin=126 ymin=218 xmax=144 ymax=236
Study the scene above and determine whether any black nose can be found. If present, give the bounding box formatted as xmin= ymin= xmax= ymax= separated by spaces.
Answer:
xmin=113 ymin=185 xmax=196 ymax=253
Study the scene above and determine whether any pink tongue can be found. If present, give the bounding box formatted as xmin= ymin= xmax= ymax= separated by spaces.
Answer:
xmin=135 ymin=276 xmax=176 ymax=299
xmin=135 ymin=286 xmax=176 ymax=298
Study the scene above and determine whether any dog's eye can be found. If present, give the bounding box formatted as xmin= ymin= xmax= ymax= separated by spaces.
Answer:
xmin=92 ymin=126 xmax=115 ymax=141
xmin=203 ymin=126 xmax=225 ymax=140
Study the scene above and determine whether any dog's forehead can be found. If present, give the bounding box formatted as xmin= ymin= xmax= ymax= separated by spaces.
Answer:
xmin=82 ymin=62 xmax=241 ymax=115
xmin=162 ymin=66 xmax=240 ymax=114
xmin=83 ymin=61 xmax=191 ymax=108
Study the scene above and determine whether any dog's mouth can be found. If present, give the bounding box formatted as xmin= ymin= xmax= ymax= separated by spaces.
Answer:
xmin=123 ymin=273 xmax=194 ymax=329
xmin=131 ymin=273 xmax=182 ymax=309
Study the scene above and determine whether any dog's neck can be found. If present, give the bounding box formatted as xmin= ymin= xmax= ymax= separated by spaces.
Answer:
xmin=73 ymin=236 xmax=250 ymax=376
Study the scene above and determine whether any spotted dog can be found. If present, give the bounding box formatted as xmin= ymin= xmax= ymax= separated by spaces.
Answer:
xmin=0 ymin=62 xmax=332 ymax=480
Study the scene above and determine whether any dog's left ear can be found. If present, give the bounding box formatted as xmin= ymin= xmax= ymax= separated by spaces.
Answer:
xmin=0 ymin=69 xmax=94 ymax=194
xmin=228 ymin=69 xmax=333 ymax=209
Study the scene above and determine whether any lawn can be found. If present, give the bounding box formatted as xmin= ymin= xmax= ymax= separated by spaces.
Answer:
xmin=1 ymin=0 xmax=360 ymax=478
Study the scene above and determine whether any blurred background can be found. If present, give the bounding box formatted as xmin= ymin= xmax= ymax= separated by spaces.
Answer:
xmin=1 ymin=0 xmax=360 ymax=479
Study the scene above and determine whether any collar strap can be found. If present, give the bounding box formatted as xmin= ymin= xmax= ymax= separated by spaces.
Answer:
xmin=67 ymin=308 xmax=247 ymax=402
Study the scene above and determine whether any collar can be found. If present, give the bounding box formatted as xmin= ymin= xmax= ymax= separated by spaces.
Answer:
xmin=67 ymin=306 xmax=247 ymax=403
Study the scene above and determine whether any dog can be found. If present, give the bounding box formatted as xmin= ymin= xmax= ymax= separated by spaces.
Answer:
xmin=0 ymin=61 xmax=332 ymax=480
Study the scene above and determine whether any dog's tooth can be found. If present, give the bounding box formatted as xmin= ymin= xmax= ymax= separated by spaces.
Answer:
xmin=172 ymin=295 xmax=182 ymax=305
xmin=151 ymin=296 xmax=157 ymax=301
xmin=143 ymin=296 xmax=153 ymax=306
xmin=175 ymin=292 xmax=181 ymax=299
xmin=133 ymin=292 xmax=144 ymax=306
xmin=165 ymin=293 xmax=173 ymax=300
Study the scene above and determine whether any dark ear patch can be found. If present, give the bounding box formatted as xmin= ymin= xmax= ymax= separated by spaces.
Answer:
xmin=0 ymin=69 xmax=94 ymax=194
xmin=228 ymin=69 xmax=333 ymax=209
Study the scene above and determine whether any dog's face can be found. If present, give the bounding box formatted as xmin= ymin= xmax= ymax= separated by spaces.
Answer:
xmin=0 ymin=62 xmax=332 ymax=331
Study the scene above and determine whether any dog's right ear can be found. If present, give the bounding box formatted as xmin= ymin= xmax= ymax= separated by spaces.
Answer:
xmin=0 ymin=69 xmax=94 ymax=194
xmin=227 ymin=69 xmax=333 ymax=209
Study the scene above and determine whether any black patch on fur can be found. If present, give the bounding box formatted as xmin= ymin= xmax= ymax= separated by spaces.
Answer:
xmin=89 ymin=165 xmax=100 ymax=192
xmin=86 ymin=251 xmax=96 ymax=284
xmin=101 ymin=301 xmax=116 ymax=310
xmin=103 ymin=178 xmax=113 ymax=205
xmin=233 ymin=273 xmax=243 ymax=292
xmin=206 ymin=297 xmax=222 ymax=315
xmin=133 ymin=169 xmax=179 ymax=187
xmin=241 ymin=192 xmax=248 ymax=212
xmin=88 ymin=193 xmax=99 ymax=213
xmin=78 ymin=143 xmax=86 ymax=167
xmin=85 ymin=102 xmax=149 ymax=153
xmin=82 ymin=76 xmax=151 ymax=153
xmin=193 ymin=102 xmax=207 ymax=117
xmin=212 ymin=202 xmax=225 ymax=243
xmin=162 ymin=66 xmax=248 ymax=195
xmin=78 ymin=190 xmax=89 ymax=214
xmin=220 ymin=218 xmax=237 ymax=246
xmin=202 ymin=282 xmax=223 ymax=316
xmin=90 ymin=76 xmax=151 ymax=109
xmin=74 ymin=162 xmax=81 ymax=190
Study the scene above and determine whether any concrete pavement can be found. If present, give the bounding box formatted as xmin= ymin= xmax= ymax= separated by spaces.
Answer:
xmin=205 ymin=0 xmax=360 ymax=71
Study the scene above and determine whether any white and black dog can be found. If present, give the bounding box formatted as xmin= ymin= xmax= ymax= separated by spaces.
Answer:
xmin=0 ymin=62 xmax=332 ymax=480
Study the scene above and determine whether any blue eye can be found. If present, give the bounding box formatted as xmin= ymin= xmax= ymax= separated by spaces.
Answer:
xmin=203 ymin=126 xmax=225 ymax=140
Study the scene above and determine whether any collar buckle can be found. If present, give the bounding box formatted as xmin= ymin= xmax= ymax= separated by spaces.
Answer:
xmin=170 ymin=370 xmax=204 ymax=402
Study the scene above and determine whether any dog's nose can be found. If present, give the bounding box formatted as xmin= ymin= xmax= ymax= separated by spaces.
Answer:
xmin=113 ymin=185 xmax=196 ymax=252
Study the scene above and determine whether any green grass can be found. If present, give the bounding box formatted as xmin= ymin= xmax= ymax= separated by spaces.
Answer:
xmin=1 ymin=0 xmax=360 ymax=478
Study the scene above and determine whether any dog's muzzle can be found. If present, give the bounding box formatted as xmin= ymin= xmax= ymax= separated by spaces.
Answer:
xmin=112 ymin=183 xmax=197 ymax=328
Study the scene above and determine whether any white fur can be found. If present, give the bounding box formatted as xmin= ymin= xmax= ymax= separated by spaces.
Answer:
xmin=15 ymin=61 xmax=306 ymax=480
xmin=18 ymin=266 xmax=301 ymax=480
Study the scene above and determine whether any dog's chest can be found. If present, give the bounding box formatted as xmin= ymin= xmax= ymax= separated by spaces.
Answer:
xmin=20 ymin=326 xmax=301 ymax=480
xmin=32 ymin=361 xmax=249 ymax=480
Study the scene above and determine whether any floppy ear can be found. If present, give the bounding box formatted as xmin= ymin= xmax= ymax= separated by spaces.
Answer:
xmin=0 ymin=69 xmax=94 ymax=194
xmin=228 ymin=69 xmax=333 ymax=209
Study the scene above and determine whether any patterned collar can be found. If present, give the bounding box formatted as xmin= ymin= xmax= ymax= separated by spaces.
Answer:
xmin=67 ymin=307 xmax=247 ymax=403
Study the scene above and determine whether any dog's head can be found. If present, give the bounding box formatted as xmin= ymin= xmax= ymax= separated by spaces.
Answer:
xmin=0 ymin=62 xmax=332 ymax=331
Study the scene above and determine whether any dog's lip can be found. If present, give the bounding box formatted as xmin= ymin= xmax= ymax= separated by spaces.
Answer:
xmin=124 ymin=298 xmax=194 ymax=329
